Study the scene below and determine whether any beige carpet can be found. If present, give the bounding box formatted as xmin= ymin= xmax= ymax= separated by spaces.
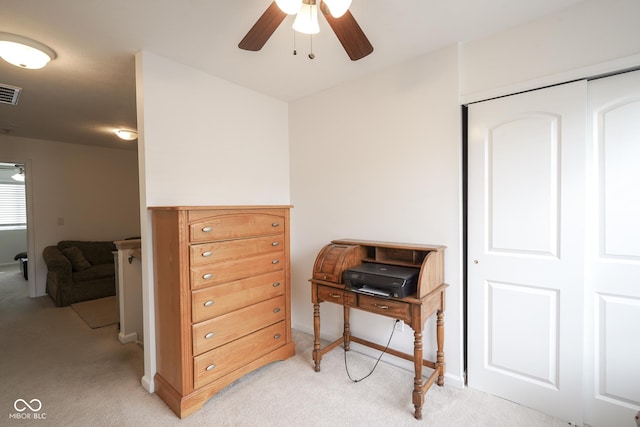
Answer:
xmin=0 ymin=263 xmax=572 ymax=427
xmin=70 ymin=296 xmax=117 ymax=328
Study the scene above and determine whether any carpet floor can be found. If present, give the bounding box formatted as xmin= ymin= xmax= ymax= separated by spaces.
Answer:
xmin=0 ymin=263 xmax=571 ymax=426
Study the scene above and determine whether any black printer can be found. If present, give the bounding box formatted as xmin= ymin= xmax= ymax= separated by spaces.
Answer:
xmin=343 ymin=263 xmax=419 ymax=299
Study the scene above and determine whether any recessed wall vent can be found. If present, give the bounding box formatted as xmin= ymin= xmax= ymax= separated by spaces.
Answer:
xmin=0 ymin=84 xmax=22 ymax=106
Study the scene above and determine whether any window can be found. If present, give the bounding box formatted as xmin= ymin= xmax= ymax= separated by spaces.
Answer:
xmin=0 ymin=183 xmax=26 ymax=228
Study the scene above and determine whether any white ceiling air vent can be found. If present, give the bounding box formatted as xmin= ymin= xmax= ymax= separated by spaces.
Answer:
xmin=0 ymin=84 xmax=22 ymax=105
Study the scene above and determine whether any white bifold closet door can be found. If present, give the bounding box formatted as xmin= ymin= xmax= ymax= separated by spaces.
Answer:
xmin=468 ymin=71 xmax=640 ymax=427
xmin=467 ymin=81 xmax=587 ymax=424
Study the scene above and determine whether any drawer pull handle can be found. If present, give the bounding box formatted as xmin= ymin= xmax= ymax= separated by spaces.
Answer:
xmin=202 ymin=251 xmax=212 ymax=257
xmin=274 ymin=334 xmax=281 ymax=340
xmin=203 ymin=273 xmax=213 ymax=280
xmin=202 ymin=226 xmax=213 ymax=233
xmin=204 ymin=300 xmax=214 ymax=307
xmin=329 ymin=293 xmax=341 ymax=299
xmin=205 ymin=332 xmax=215 ymax=339
xmin=272 ymin=241 xmax=279 ymax=247
xmin=272 ymin=259 xmax=280 ymax=264
xmin=272 ymin=222 xmax=280 ymax=227
xmin=273 ymin=307 xmax=281 ymax=313
xmin=206 ymin=364 xmax=216 ymax=371
xmin=273 ymin=282 xmax=281 ymax=287
xmin=373 ymin=303 xmax=389 ymax=310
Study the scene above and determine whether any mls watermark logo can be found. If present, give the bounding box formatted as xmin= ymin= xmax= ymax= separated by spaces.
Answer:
xmin=9 ymin=398 xmax=46 ymax=420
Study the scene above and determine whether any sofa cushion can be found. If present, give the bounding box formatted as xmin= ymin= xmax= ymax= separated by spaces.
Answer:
xmin=61 ymin=246 xmax=92 ymax=271
xmin=58 ymin=240 xmax=116 ymax=265
xmin=72 ymin=263 xmax=115 ymax=282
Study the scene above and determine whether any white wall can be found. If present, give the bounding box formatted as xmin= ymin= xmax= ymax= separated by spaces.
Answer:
xmin=461 ymin=0 xmax=640 ymax=102
xmin=289 ymin=45 xmax=464 ymax=386
xmin=0 ymin=135 xmax=141 ymax=296
xmin=0 ymin=229 xmax=27 ymax=265
xmin=139 ymin=51 xmax=290 ymax=207
xmin=135 ymin=51 xmax=290 ymax=391
xmin=134 ymin=0 xmax=640 ymax=397
xmin=285 ymin=0 xmax=640 ymax=390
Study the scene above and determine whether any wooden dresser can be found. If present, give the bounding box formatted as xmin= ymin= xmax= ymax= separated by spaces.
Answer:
xmin=149 ymin=205 xmax=295 ymax=418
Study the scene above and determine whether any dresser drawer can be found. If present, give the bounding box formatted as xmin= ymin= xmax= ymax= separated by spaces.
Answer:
xmin=194 ymin=321 xmax=286 ymax=389
xmin=357 ymin=294 xmax=411 ymax=322
xmin=191 ymin=251 xmax=285 ymax=289
xmin=193 ymin=295 xmax=285 ymax=356
xmin=189 ymin=212 xmax=285 ymax=243
xmin=192 ymin=271 xmax=285 ymax=323
xmin=190 ymin=235 xmax=285 ymax=267
xmin=316 ymin=285 xmax=355 ymax=306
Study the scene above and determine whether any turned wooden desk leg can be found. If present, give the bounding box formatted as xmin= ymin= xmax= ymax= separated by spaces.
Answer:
xmin=343 ymin=306 xmax=351 ymax=351
xmin=313 ymin=302 xmax=321 ymax=372
xmin=436 ymin=309 xmax=446 ymax=386
xmin=413 ymin=330 xmax=424 ymax=420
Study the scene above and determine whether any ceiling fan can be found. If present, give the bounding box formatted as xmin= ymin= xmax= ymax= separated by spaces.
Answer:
xmin=238 ymin=0 xmax=373 ymax=61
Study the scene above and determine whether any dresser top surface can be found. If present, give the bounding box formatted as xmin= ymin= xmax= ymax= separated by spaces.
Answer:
xmin=148 ymin=205 xmax=293 ymax=211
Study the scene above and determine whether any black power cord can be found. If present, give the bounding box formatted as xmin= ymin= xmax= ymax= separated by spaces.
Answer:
xmin=344 ymin=319 xmax=399 ymax=383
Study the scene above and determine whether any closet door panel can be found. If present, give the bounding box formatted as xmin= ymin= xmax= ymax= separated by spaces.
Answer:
xmin=468 ymin=81 xmax=586 ymax=425
xmin=585 ymin=70 xmax=640 ymax=427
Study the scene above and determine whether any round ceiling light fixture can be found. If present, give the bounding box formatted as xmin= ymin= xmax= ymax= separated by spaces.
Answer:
xmin=115 ymin=129 xmax=138 ymax=141
xmin=0 ymin=32 xmax=57 ymax=69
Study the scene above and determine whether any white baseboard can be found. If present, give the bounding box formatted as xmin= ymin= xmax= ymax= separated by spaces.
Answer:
xmin=0 ymin=261 xmax=19 ymax=268
xmin=141 ymin=375 xmax=154 ymax=393
xmin=118 ymin=332 xmax=138 ymax=344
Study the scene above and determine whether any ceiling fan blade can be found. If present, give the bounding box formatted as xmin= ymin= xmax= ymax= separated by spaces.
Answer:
xmin=238 ymin=2 xmax=287 ymax=51
xmin=320 ymin=5 xmax=373 ymax=61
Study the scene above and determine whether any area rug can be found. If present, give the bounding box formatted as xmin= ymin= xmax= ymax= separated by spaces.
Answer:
xmin=70 ymin=296 xmax=117 ymax=329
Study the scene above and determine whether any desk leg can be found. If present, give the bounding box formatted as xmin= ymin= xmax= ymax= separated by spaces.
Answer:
xmin=436 ymin=309 xmax=445 ymax=386
xmin=313 ymin=302 xmax=321 ymax=372
xmin=413 ymin=330 xmax=424 ymax=420
xmin=343 ymin=306 xmax=351 ymax=351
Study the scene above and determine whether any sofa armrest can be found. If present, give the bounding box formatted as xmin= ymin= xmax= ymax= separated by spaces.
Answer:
xmin=42 ymin=246 xmax=72 ymax=273
xmin=43 ymin=246 xmax=76 ymax=306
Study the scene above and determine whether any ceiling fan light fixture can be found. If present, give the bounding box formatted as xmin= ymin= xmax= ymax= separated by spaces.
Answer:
xmin=0 ymin=32 xmax=56 ymax=69
xmin=322 ymin=0 xmax=352 ymax=18
xmin=115 ymin=129 xmax=138 ymax=141
xmin=275 ymin=0 xmax=302 ymax=15
xmin=292 ymin=4 xmax=320 ymax=35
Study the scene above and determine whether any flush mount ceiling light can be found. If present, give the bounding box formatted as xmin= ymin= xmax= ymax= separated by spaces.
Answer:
xmin=115 ymin=129 xmax=138 ymax=141
xmin=0 ymin=32 xmax=57 ymax=69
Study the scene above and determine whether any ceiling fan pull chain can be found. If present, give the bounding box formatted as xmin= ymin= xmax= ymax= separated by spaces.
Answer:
xmin=308 ymin=33 xmax=315 ymax=59
xmin=293 ymin=27 xmax=297 ymax=56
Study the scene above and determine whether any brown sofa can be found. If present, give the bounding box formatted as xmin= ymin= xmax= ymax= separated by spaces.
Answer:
xmin=42 ymin=240 xmax=117 ymax=307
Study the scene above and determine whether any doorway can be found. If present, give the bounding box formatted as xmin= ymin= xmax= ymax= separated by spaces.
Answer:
xmin=0 ymin=161 xmax=34 ymax=296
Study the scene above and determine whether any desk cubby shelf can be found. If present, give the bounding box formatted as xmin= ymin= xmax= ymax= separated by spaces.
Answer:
xmin=331 ymin=239 xmax=445 ymax=298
